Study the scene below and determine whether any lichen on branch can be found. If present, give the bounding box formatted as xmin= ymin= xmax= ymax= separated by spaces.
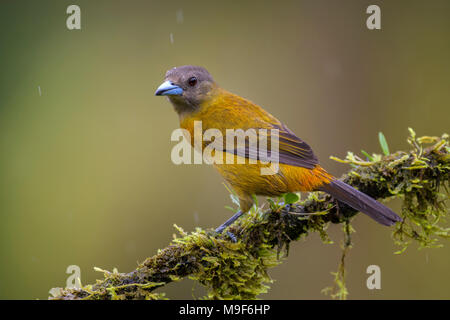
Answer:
xmin=50 ymin=129 xmax=449 ymax=300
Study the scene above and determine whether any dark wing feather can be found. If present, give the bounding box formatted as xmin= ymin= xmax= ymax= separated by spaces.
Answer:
xmin=274 ymin=123 xmax=318 ymax=169
xmin=225 ymin=123 xmax=318 ymax=169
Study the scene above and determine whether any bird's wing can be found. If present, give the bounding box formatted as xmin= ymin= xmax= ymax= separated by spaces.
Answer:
xmin=225 ymin=122 xmax=319 ymax=169
xmin=202 ymin=91 xmax=319 ymax=169
xmin=273 ymin=123 xmax=319 ymax=169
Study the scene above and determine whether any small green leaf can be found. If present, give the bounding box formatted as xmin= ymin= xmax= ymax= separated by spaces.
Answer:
xmin=361 ymin=149 xmax=374 ymax=161
xmin=224 ymin=205 xmax=235 ymax=212
xmin=394 ymin=246 xmax=408 ymax=255
xmin=267 ymin=198 xmax=278 ymax=210
xmin=251 ymin=194 xmax=259 ymax=207
xmin=284 ymin=192 xmax=300 ymax=205
xmin=378 ymin=132 xmax=390 ymax=156
xmin=408 ymin=127 xmax=416 ymax=140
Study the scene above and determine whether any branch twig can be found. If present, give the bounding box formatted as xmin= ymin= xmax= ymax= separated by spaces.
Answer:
xmin=51 ymin=131 xmax=449 ymax=300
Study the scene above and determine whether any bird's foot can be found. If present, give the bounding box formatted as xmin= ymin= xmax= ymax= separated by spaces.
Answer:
xmin=281 ymin=204 xmax=292 ymax=216
xmin=226 ymin=231 xmax=238 ymax=243
xmin=215 ymin=224 xmax=226 ymax=234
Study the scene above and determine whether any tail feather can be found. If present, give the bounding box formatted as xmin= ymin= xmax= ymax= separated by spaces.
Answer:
xmin=319 ymin=179 xmax=402 ymax=226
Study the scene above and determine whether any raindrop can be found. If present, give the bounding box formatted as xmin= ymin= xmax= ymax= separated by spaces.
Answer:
xmin=193 ymin=212 xmax=199 ymax=224
xmin=176 ymin=9 xmax=184 ymax=24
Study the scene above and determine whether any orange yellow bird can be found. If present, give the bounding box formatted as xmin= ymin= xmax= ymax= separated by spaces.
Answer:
xmin=155 ymin=65 xmax=402 ymax=232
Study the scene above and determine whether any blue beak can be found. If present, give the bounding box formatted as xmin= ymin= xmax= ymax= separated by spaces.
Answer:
xmin=155 ymin=80 xmax=183 ymax=96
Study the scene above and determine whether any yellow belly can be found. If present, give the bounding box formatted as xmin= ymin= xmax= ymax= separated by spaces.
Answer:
xmin=213 ymin=153 xmax=333 ymax=197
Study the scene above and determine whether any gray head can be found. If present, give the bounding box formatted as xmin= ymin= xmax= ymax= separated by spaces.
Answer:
xmin=155 ymin=65 xmax=217 ymax=115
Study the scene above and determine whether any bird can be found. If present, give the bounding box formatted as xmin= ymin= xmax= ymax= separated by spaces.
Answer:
xmin=155 ymin=65 xmax=402 ymax=233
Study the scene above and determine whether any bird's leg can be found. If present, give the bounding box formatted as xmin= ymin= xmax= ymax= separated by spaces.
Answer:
xmin=215 ymin=210 xmax=244 ymax=233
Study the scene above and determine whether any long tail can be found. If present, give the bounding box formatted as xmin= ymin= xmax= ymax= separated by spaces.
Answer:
xmin=319 ymin=179 xmax=402 ymax=226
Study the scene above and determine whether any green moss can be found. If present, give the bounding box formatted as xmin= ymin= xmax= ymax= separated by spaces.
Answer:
xmin=322 ymin=221 xmax=354 ymax=300
xmin=52 ymin=129 xmax=449 ymax=300
xmin=333 ymin=129 xmax=449 ymax=253
xmin=161 ymin=219 xmax=282 ymax=299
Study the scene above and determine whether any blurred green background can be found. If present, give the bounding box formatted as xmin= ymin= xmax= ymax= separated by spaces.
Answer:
xmin=0 ymin=0 xmax=449 ymax=299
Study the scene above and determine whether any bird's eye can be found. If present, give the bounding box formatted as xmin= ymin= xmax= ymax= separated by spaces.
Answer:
xmin=188 ymin=77 xmax=197 ymax=86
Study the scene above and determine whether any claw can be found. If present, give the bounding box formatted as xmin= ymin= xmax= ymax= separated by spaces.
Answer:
xmin=226 ymin=231 xmax=238 ymax=242
xmin=281 ymin=204 xmax=292 ymax=216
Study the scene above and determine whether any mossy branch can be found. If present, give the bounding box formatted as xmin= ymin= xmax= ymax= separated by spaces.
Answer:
xmin=50 ymin=129 xmax=449 ymax=300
